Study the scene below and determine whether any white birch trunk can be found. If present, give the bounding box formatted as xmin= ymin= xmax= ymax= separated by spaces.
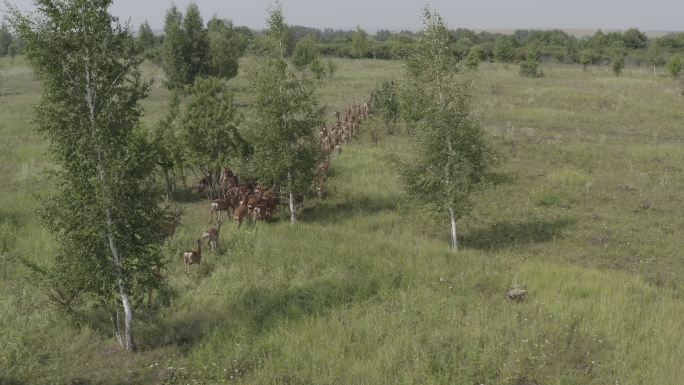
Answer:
xmin=106 ymin=219 xmax=136 ymax=351
xmin=288 ymin=171 xmax=296 ymax=224
xmin=449 ymin=207 xmax=458 ymax=251
xmin=85 ymin=57 xmax=136 ymax=351
xmin=445 ymin=131 xmax=458 ymax=251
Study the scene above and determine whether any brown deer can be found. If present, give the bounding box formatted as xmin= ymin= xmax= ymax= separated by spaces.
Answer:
xmin=182 ymin=239 xmax=203 ymax=274
xmin=145 ymin=265 xmax=164 ymax=308
xmin=209 ymin=198 xmax=234 ymax=223
xmin=202 ymin=220 xmax=222 ymax=253
xmin=219 ymin=168 xmax=238 ymax=189
xmin=197 ymin=172 xmax=214 ymax=195
xmin=233 ymin=194 xmax=250 ymax=229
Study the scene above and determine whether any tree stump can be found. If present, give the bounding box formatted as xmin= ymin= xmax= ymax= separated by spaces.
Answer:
xmin=507 ymin=288 xmax=528 ymax=302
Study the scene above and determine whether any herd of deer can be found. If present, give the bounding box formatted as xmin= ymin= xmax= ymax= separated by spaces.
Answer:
xmin=179 ymin=94 xmax=374 ymax=273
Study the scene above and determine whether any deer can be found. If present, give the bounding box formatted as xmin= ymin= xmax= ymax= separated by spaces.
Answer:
xmin=159 ymin=204 xmax=183 ymax=241
xmin=145 ymin=264 xmax=164 ymax=308
xmin=182 ymin=239 xmax=203 ymax=274
xmin=219 ymin=168 xmax=238 ymax=189
xmin=160 ymin=218 xmax=180 ymax=240
xmin=233 ymin=193 xmax=250 ymax=229
xmin=197 ymin=172 xmax=214 ymax=196
xmin=209 ymin=198 xmax=234 ymax=224
xmin=317 ymin=158 xmax=331 ymax=176
xmin=202 ymin=220 xmax=222 ymax=253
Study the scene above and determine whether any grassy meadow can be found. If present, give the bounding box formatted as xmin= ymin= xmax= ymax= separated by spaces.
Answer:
xmin=1 ymin=56 xmax=684 ymax=384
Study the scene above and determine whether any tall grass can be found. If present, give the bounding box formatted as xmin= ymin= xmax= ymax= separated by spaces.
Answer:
xmin=1 ymin=56 xmax=683 ymax=384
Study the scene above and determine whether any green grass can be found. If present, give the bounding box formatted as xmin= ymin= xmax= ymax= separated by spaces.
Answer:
xmin=1 ymin=56 xmax=684 ymax=384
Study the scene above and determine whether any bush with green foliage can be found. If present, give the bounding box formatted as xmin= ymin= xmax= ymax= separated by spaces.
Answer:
xmin=612 ymin=52 xmax=626 ymax=76
xmin=519 ymin=47 xmax=543 ymax=78
xmin=465 ymin=48 xmax=480 ymax=69
xmin=579 ymin=49 xmax=595 ymax=70
xmin=519 ymin=58 xmax=543 ymax=78
xmin=373 ymin=79 xmax=400 ymax=134
xmin=292 ymin=38 xmax=317 ymax=71
xmin=162 ymin=5 xmax=197 ymax=88
xmin=647 ymin=43 xmax=665 ymax=77
xmin=494 ymin=36 xmax=516 ymax=62
xmin=622 ymin=28 xmax=649 ymax=50
xmin=351 ymin=26 xmax=369 ymax=58
xmin=162 ymin=5 xmax=246 ymax=89
xmin=326 ymin=57 xmax=338 ymax=80
xmin=454 ymin=37 xmax=473 ymax=58
xmin=180 ymin=77 xmax=247 ymax=187
xmin=310 ymin=56 xmax=325 ymax=79
xmin=137 ymin=21 xmax=157 ymax=55
xmin=151 ymin=91 xmax=186 ymax=198
xmin=668 ymin=56 xmax=683 ymax=78
xmin=207 ymin=17 xmax=248 ymax=80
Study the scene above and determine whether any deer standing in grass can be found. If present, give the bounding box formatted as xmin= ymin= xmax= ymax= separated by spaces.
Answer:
xmin=202 ymin=220 xmax=222 ymax=253
xmin=209 ymin=198 xmax=234 ymax=224
xmin=233 ymin=194 xmax=250 ymax=229
xmin=182 ymin=239 xmax=203 ymax=273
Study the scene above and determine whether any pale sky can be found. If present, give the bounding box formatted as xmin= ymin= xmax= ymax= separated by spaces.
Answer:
xmin=2 ymin=0 xmax=683 ymax=33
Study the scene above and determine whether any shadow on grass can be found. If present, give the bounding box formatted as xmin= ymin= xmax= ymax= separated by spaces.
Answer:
xmin=0 ymin=375 xmax=26 ymax=385
xmin=485 ymin=171 xmax=516 ymax=186
xmin=301 ymin=195 xmax=397 ymax=223
xmin=138 ymin=275 xmax=380 ymax=350
xmin=168 ymin=187 xmax=206 ymax=204
xmin=462 ymin=217 xmax=575 ymax=250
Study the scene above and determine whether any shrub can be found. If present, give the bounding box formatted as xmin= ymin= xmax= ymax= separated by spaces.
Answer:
xmin=325 ymin=57 xmax=338 ymax=81
xmin=465 ymin=48 xmax=480 ymax=69
xmin=519 ymin=59 xmax=543 ymax=78
xmin=310 ymin=56 xmax=325 ymax=79
xmin=611 ymin=53 xmax=625 ymax=76
xmin=292 ymin=38 xmax=316 ymax=71
xmin=579 ymin=49 xmax=595 ymax=71
xmin=668 ymin=56 xmax=683 ymax=78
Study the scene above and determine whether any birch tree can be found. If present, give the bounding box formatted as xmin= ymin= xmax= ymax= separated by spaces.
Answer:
xmin=373 ymin=79 xmax=400 ymax=134
xmin=9 ymin=0 xmax=166 ymax=351
xmin=397 ymin=8 xmax=495 ymax=251
xmin=248 ymin=5 xmax=323 ymax=224
xmin=151 ymin=91 xmax=186 ymax=198
xmin=267 ymin=3 xmax=293 ymax=59
xmin=180 ymin=76 xmax=249 ymax=197
xmin=161 ymin=5 xmax=188 ymax=89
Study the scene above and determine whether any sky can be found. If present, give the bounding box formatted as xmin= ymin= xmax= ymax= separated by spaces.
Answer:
xmin=2 ymin=0 xmax=683 ymax=33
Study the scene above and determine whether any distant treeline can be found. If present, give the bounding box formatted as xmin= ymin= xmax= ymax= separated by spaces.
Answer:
xmin=151 ymin=22 xmax=684 ymax=68
xmin=4 ymin=15 xmax=684 ymax=68
xmin=288 ymin=26 xmax=684 ymax=67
